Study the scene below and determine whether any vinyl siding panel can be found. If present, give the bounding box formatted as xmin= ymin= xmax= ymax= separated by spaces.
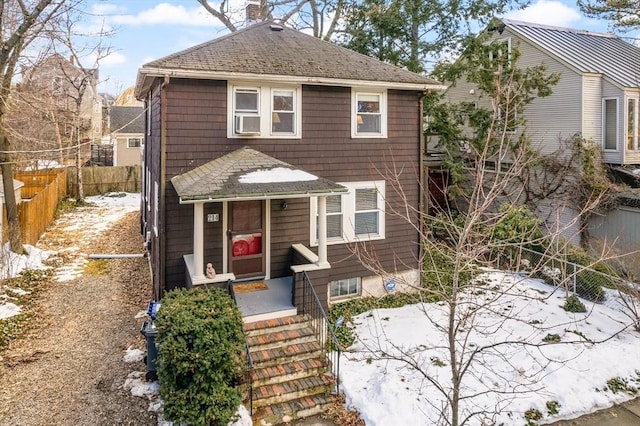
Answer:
xmin=582 ymin=74 xmax=602 ymax=144
xmin=508 ymin=30 xmax=583 ymax=154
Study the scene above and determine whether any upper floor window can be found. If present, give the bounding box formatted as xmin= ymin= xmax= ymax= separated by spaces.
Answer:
xmin=627 ymin=98 xmax=638 ymax=151
xmin=127 ymin=137 xmax=142 ymax=148
xmin=310 ymin=180 xmax=385 ymax=246
xmin=603 ymin=97 xmax=618 ymax=151
xmin=489 ymin=38 xmax=511 ymax=63
xmin=352 ymin=90 xmax=387 ymax=138
xmin=228 ymin=84 xmax=301 ymax=138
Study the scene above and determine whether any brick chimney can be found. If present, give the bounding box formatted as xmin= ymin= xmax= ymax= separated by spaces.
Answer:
xmin=245 ymin=0 xmax=268 ymax=23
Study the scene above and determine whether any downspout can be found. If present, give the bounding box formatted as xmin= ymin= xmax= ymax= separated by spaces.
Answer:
xmin=159 ymin=75 xmax=170 ymax=298
xmin=418 ymin=91 xmax=427 ymax=275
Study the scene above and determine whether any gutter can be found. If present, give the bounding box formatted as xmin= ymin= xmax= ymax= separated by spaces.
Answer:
xmin=136 ymin=67 xmax=447 ymax=95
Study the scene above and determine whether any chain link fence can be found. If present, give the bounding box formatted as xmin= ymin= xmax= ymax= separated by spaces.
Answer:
xmin=493 ymin=245 xmax=624 ymax=302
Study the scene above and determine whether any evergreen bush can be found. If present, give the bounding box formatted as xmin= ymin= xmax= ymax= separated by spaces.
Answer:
xmin=155 ymin=288 xmax=245 ymax=426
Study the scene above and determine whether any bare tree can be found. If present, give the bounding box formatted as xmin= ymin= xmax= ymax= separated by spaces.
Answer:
xmin=338 ymin=38 xmax=624 ymax=425
xmin=196 ymin=0 xmax=345 ymax=39
xmin=47 ymin=5 xmax=113 ymax=202
xmin=0 ymin=0 xmax=69 ymax=253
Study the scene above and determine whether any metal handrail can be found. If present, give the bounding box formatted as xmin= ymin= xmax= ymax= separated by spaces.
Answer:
xmin=228 ymin=279 xmax=254 ymax=415
xmin=300 ymin=271 xmax=342 ymax=393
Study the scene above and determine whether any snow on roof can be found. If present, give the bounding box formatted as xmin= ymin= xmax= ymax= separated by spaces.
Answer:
xmin=238 ymin=167 xmax=319 ymax=184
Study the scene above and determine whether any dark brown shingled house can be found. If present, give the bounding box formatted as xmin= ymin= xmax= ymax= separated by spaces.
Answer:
xmin=135 ymin=21 xmax=442 ymax=320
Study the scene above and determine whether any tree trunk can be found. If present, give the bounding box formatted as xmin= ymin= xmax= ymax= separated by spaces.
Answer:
xmin=0 ymin=133 xmax=23 ymax=253
xmin=75 ymin=122 xmax=84 ymax=201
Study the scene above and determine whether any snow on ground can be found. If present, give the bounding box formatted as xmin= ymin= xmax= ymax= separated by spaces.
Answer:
xmin=0 ymin=192 xmax=140 ymax=319
xmin=340 ymin=270 xmax=640 ymax=425
xmin=46 ymin=192 xmax=140 ymax=282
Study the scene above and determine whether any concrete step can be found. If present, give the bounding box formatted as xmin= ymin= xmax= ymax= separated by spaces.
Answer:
xmin=249 ymin=340 xmax=324 ymax=368
xmin=245 ymin=322 xmax=317 ymax=351
xmin=251 ymin=373 xmax=335 ymax=408
xmin=243 ymin=315 xmax=311 ymax=337
xmin=251 ymin=393 xmax=335 ymax=425
xmin=249 ymin=357 xmax=328 ymax=387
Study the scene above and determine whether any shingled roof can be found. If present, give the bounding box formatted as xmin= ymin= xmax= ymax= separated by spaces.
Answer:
xmin=171 ymin=147 xmax=347 ymax=202
xmin=136 ymin=21 xmax=442 ymax=97
xmin=110 ymin=106 xmax=144 ymax=133
xmin=501 ymin=19 xmax=640 ymax=88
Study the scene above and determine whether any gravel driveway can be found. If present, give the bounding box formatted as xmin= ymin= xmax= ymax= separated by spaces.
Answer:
xmin=0 ymin=209 xmax=156 ymax=425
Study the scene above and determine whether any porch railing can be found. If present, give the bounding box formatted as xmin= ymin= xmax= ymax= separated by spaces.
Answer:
xmin=300 ymin=271 xmax=342 ymax=393
xmin=227 ymin=280 xmax=254 ymax=415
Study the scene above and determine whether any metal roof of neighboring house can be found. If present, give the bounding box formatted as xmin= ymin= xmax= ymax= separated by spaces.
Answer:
xmin=136 ymin=21 xmax=443 ymax=97
xmin=110 ymin=106 xmax=144 ymax=133
xmin=171 ymin=147 xmax=347 ymax=202
xmin=501 ymin=19 xmax=640 ymax=88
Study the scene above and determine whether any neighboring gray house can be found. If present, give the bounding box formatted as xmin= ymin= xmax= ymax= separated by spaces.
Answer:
xmin=443 ymin=19 xmax=640 ymax=244
xmin=109 ymin=106 xmax=144 ymax=167
xmin=446 ymin=19 xmax=640 ymax=163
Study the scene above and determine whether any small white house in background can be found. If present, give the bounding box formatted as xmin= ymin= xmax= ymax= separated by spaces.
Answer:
xmin=109 ymin=105 xmax=144 ymax=167
xmin=0 ymin=178 xmax=23 ymax=244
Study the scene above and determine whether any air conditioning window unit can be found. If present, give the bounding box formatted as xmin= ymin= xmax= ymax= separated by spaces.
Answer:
xmin=235 ymin=115 xmax=260 ymax=134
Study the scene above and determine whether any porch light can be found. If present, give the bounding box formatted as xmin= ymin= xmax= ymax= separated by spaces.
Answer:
xmin=281 ymin=200 xmax=288 ymax=210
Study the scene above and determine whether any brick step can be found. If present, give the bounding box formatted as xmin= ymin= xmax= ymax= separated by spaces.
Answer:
xmin=243 ymin=315 xmax=311 ymax=337
xmin=249 ymin=358 xmax=328 ymax=388
xmin=251 ymin=374 xmax=335 ymax=408
xmin=245 ymin=323 xmax=317 ymax=351
xmin=249 ymin=340 xmax=323 ymax=367
xmin=251 ymin=393 xmax=335 ymax=425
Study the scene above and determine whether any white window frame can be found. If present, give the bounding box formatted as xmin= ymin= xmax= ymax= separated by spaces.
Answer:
xmin=310 ymin=180 xmax=385 ymax=246
xmin=352 ymin=90 xmax=387 ymax=138
xmin=602 ymin=97 xmax=619 ymax=151
xmin=329 ymin=277 xmax=362 ymax=300
xmin=127 ymin=137 xmax=142 ymax=148
xmin=227 ymin=84 xmax=301 ymax=139
xmin=153 ymin=181 xmax=159 ymax=237
xmin=626 ymin=97 xmax=639 ymax=151
xmin=488 ymin=37 xmax=512 ymax=63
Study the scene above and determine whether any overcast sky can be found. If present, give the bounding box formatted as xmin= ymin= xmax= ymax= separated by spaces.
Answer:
xmin=86 ymin=0 xmax=631 ymax=96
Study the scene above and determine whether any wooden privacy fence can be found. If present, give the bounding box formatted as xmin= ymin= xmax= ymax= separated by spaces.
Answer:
xmin=67 ymin=165 xmax=141 ymax=197
xmin=13 ymin=168 xmax=68 ymax=246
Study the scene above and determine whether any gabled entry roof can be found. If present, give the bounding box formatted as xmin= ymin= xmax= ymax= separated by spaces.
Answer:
xmin=171 ymin=147 xmax=347 ymax=202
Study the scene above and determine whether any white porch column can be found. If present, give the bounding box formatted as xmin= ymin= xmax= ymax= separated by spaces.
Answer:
xmin=193 ymin=202 xmax=205 ymax=280
xmin=317 ymin=195 xmax=329 ymax=267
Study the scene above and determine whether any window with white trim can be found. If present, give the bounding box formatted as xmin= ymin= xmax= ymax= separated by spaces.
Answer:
xmin=153 ymin=181 xmax=159 ymax=237
xmin=352 ymin=90 xmax=387 ymax=138
xmin=603 ymin=98 xmax=618 ymax=151
xmin=489 ymin=38 xmax=511 ymax=63
xmin=311 ymin=181 xmax=385 ymax=245
xmin=127 ymin=137 xmax=142 ymax=148
xmin=330 ymin=277 xmax=361 ymax=300
xmin=228 ymin=85 xmax=301 ymax=138
xmin=627 ymin=98 xmax=638 ymax=151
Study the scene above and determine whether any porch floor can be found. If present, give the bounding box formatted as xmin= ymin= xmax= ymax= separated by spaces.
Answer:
xmin=234 ymin=276 xmax=297 ymax=323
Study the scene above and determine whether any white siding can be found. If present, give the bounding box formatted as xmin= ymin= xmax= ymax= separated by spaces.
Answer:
xmin=581 ymin=74 xmax=602 ymax=144
xmin=512 ymin=33 xmax=584 ymax=155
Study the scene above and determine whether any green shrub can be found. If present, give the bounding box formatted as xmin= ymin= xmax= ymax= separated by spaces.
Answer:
xmin=563 ymin=295 xmax=586 ymax=313
xmin=546 ymin=400 xmax=561 ymax=416
xmin=155 ymin=288 xmax=245 ymax=426
xmin=524 ymin=408 xmax=542 ymax=426
xmin=329 ymin=292 xmax=435 ymax=348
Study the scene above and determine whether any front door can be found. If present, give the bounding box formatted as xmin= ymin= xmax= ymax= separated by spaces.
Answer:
xmin=229 ymin=200 xmax=265 ymax=280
